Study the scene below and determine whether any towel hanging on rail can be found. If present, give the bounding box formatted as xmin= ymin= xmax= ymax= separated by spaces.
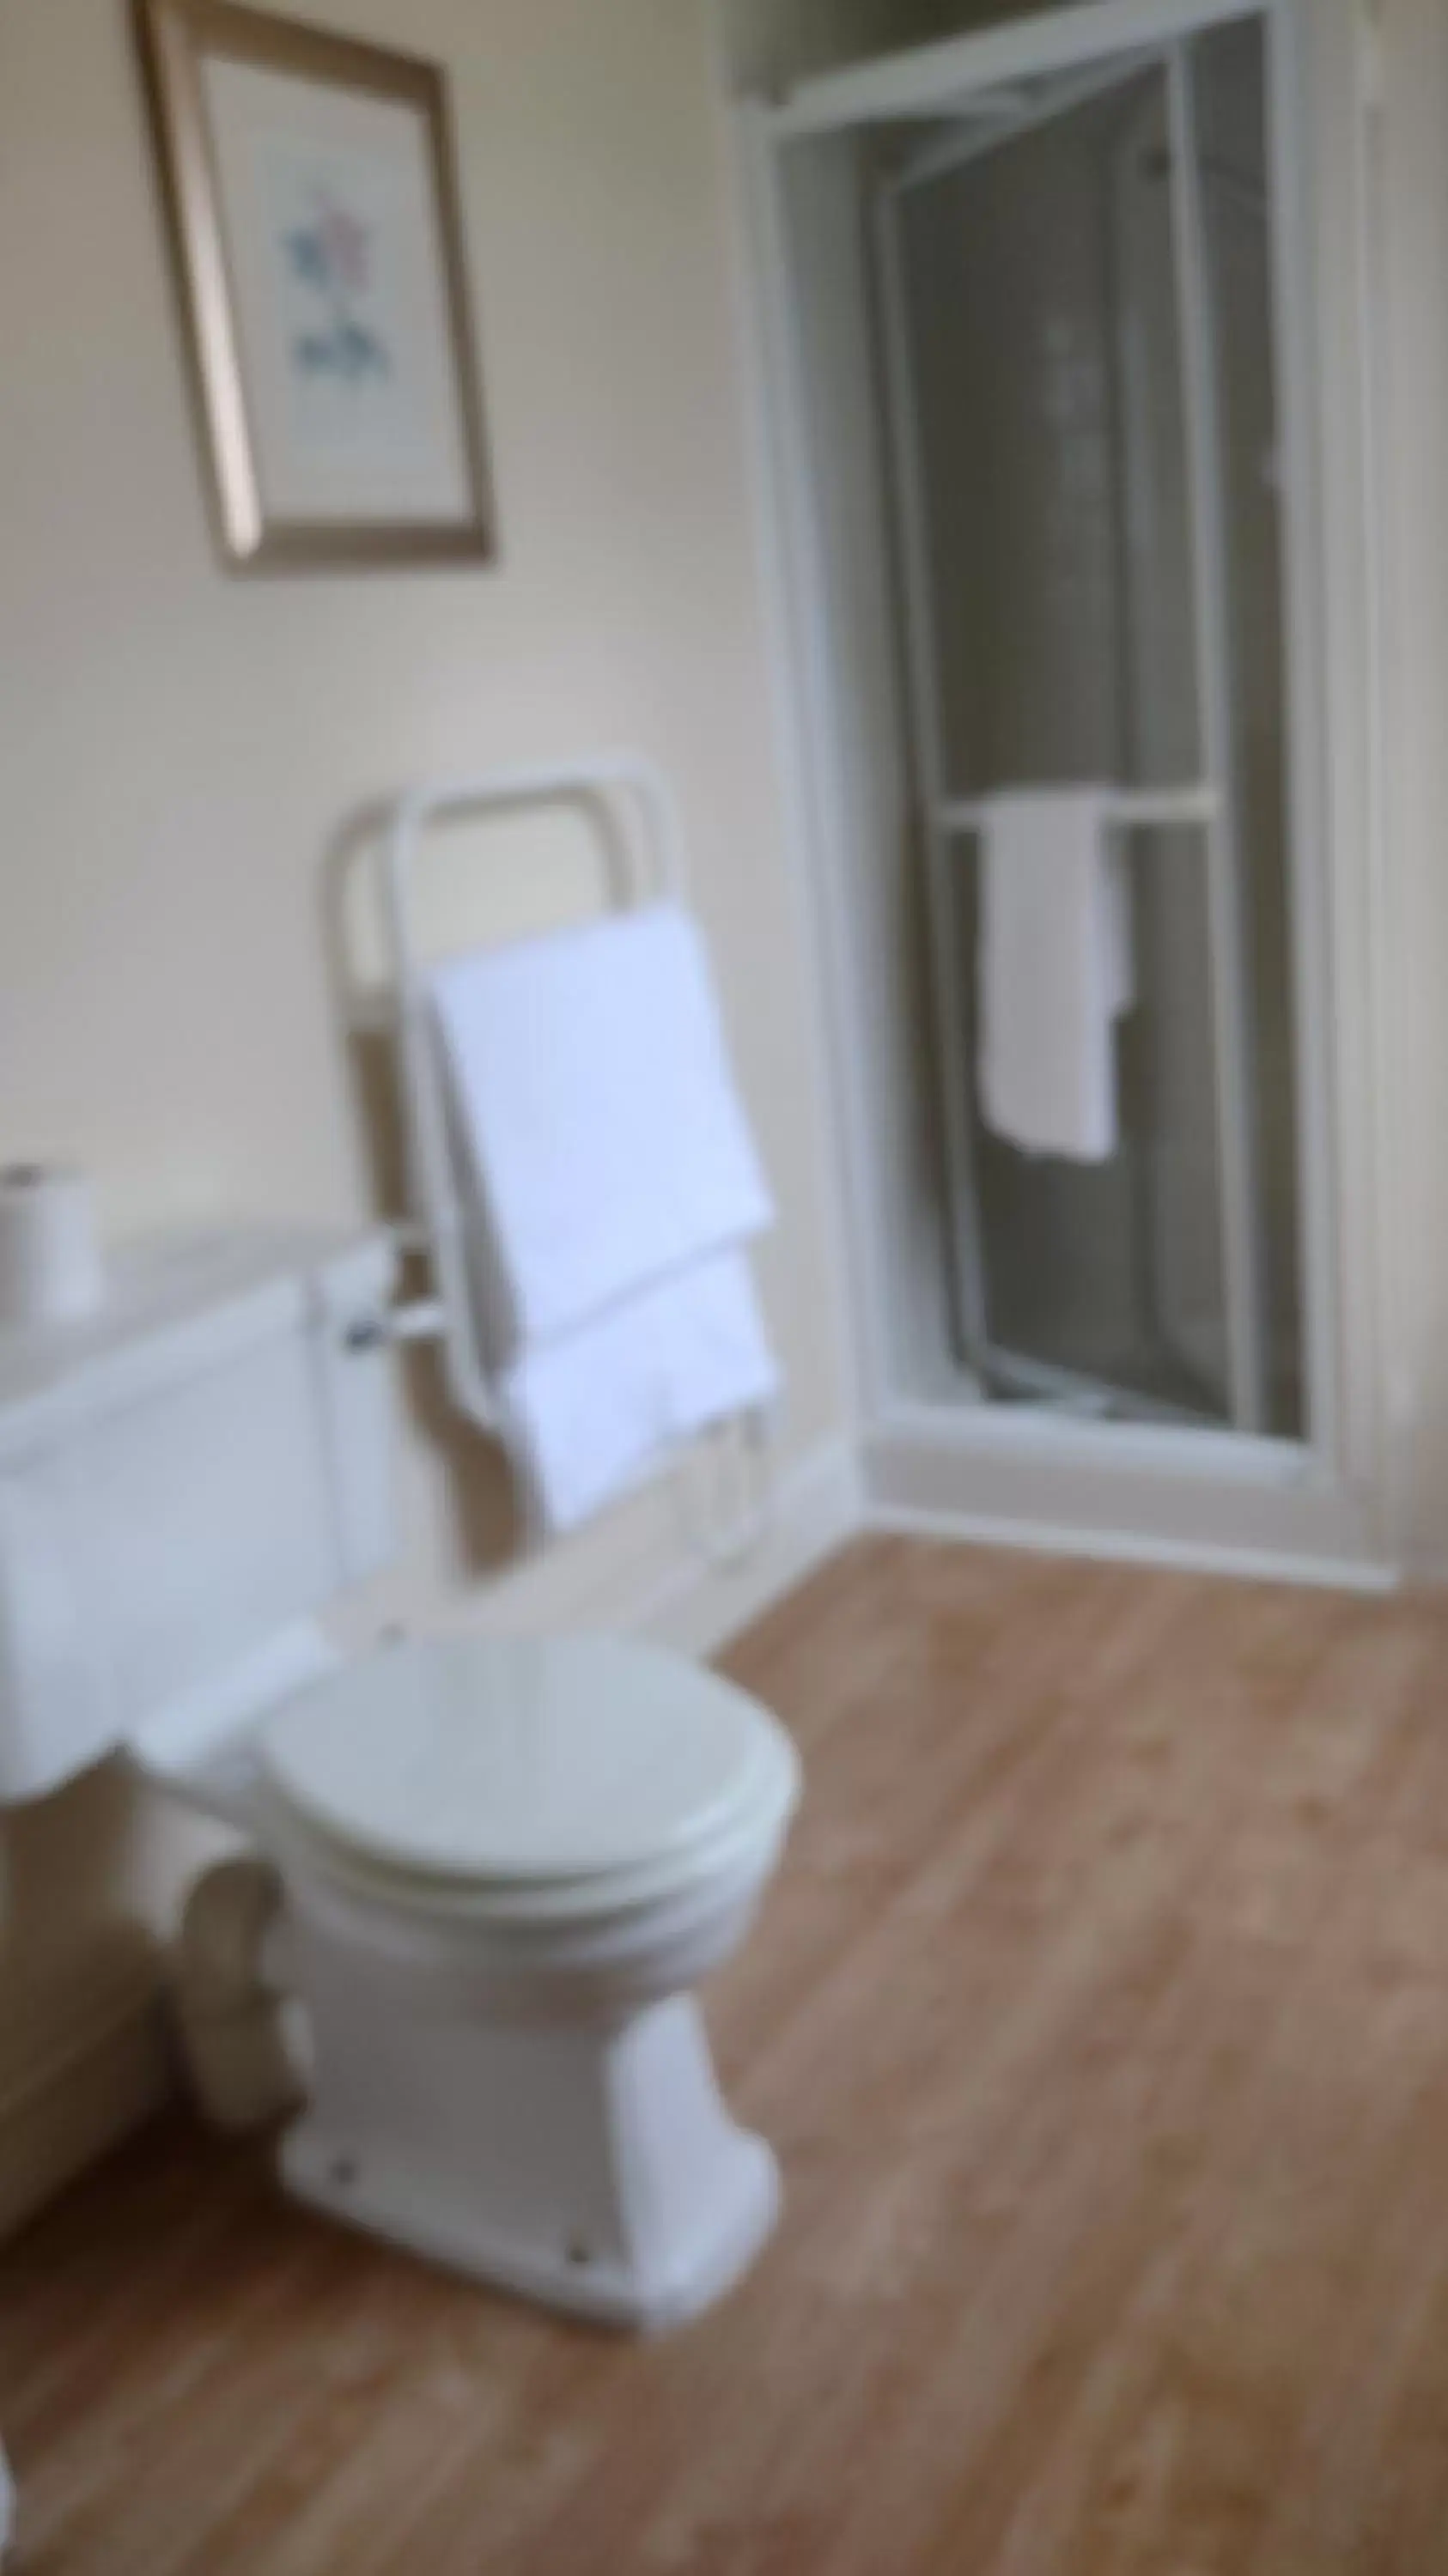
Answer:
xmin=498 ymin=1250 xmax=779 ymax=1535
xmin=429 ymin=900 xmax=778 ymax=1533
xmin=976 ymin=787 xmax=1135 ymax=1163
xmin=430 ymin=903 xmax=773 ymax=1352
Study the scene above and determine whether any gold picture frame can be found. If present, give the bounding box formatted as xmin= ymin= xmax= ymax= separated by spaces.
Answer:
xmin=135 ymin=0 xmax=496 ymax=571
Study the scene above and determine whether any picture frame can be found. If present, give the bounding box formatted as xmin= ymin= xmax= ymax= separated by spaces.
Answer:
xmin=135 ymin=0 xmax=496 ymax=571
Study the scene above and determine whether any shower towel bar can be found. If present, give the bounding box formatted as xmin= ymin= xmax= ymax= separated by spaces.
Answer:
xmin=939 ymin=784 xmax=1219 ymax=835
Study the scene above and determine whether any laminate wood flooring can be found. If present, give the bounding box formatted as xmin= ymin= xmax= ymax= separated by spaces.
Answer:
xmin=5 ymin=1541 xmax=1448 ymax=2573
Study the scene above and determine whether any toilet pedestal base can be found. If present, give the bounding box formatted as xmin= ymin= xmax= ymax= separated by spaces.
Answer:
xmin=278 ymin=1988 xmax=779 ymax=2333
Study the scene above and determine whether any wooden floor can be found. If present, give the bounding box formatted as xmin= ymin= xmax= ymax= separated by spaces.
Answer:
xmin=9 ymin=1540 xmax=1448 ymax=2573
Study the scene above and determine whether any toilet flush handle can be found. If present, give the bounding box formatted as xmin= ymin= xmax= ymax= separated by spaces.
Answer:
xmin=344 ymin=1297 xmax=445 ymax=1353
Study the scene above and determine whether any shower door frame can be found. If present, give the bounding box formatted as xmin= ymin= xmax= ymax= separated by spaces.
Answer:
xmin=735 ymin=0 xmax=1392 ymax=1579
xmin=872 ymin=39 xmax=1266 ymax=1432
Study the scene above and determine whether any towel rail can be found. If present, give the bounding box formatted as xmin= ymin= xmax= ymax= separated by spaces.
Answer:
xmin=374 ymin=754 xmax=687 ymax=1436
xmin=356 ymin=751 xmax=772 ymax=1558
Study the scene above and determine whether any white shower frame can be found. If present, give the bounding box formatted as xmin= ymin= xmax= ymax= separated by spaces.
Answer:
xmin=733 ymin=0 xmax=1393 ymax=1584
xmin=874 ymin=47 xmax=1264 ymax=1431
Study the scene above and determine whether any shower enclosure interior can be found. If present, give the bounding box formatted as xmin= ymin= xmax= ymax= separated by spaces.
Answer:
xmin=754 ymin=0 xmax=1320 ymax=1460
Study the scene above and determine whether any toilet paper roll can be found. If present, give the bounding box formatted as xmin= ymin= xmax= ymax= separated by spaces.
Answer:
xmin=0 ymin=1164 xmax=105 ymax=1329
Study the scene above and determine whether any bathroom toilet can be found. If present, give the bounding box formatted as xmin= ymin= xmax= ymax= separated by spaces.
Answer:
xmin=255 ymin=1629 xmax=798 ymax=2325
xmin=0 ymin=1228 xmax=799 ymax=2330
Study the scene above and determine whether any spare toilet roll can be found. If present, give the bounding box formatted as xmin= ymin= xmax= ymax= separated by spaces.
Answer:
xmin=0 ymin=1164 xmax=105 ymax=1328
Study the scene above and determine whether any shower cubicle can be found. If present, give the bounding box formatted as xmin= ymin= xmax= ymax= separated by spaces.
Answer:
xmin=740 ymin=0 xmax=1385 ymax=1577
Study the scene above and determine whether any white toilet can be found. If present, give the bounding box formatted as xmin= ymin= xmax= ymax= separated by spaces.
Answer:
xmin=0 ymin=1227 xmax=799 ymax=2330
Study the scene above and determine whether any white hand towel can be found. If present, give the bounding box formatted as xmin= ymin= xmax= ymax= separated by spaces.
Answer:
xmin=976 ymin=787 xmax=1135 ymax=1163
xmin=429 ymin=897 xmax=779 ymax=1534
xmin=430 ymin=903 xmax=773 ymax=1355
xmin=500 ymin=1250 xmax=779 ymax=1534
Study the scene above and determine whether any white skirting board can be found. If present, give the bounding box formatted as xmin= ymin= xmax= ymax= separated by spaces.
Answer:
xmin=0 ymin=1963 xmax=173 ymax=2245
xmin=863 ymin=1413 xmax=1396 ymax=1594
xmin=435 ymin=1435 xmax=865 ymax=1660
xmin=630 ymin=1439 xmax=862 ymax=1656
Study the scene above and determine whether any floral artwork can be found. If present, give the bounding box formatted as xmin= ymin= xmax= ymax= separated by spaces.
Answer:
xmin=284 ymin=191 xmax=392 ymax=385
xmin=137 ymin=0 xmax=494 ymax=568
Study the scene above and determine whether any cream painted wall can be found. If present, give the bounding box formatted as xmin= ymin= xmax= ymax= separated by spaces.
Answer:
xmin=0 ymin=0 xmax=850 ymax=2212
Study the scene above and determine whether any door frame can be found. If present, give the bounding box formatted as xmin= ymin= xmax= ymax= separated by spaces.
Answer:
xmin=728 ymin=0 xmax=1394 ymax=1582
xmin=767 ymin=0 xmax=1282 ymax=137
xmin=871 ymin=39 xmax=1271 ymax=1432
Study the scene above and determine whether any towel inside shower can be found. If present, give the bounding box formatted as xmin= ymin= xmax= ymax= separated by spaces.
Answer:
xmin=976 ymin=787 xmax=1135 ymax=1163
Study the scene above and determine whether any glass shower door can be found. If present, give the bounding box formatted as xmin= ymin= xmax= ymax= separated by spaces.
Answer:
xmin=876 ymin=21 xmax=1302 ymax=1434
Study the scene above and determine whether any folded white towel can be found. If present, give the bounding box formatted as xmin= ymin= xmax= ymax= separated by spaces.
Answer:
xmin=500 ymin=1249 xmax=779 ymax=1534
xmin=430 ymin=903 xmax=773 ymax=1355
xmin=976 ymin=787 xmax=1135 ymax=1163
xmin=429 ymin=897 xmax=778 ymax=1534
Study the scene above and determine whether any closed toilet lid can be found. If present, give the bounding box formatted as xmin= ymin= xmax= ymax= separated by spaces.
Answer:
xmin=258 ymin=1632 xmax=795 ymax=1886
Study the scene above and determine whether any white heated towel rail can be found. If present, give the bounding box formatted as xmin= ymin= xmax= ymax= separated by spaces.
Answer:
xmin=370 ymin=753 xmax=685 ymax=1440
xmin=341 ymin=751 xmax=770 ymax=1558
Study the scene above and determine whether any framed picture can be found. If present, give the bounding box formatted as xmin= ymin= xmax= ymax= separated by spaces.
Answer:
xmin=135 ymin=0 xmax=495 ymax=570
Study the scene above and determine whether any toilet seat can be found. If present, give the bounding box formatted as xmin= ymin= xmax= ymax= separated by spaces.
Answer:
xmin=258 ymin=1631 xmax=800 ymax=1925
xmin=264 ymin=1753 xmax=794 ymax=1929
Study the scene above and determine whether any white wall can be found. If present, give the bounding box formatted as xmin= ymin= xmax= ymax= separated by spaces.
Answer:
xmin=0 ymin=0 xmax=852 ymax=2227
